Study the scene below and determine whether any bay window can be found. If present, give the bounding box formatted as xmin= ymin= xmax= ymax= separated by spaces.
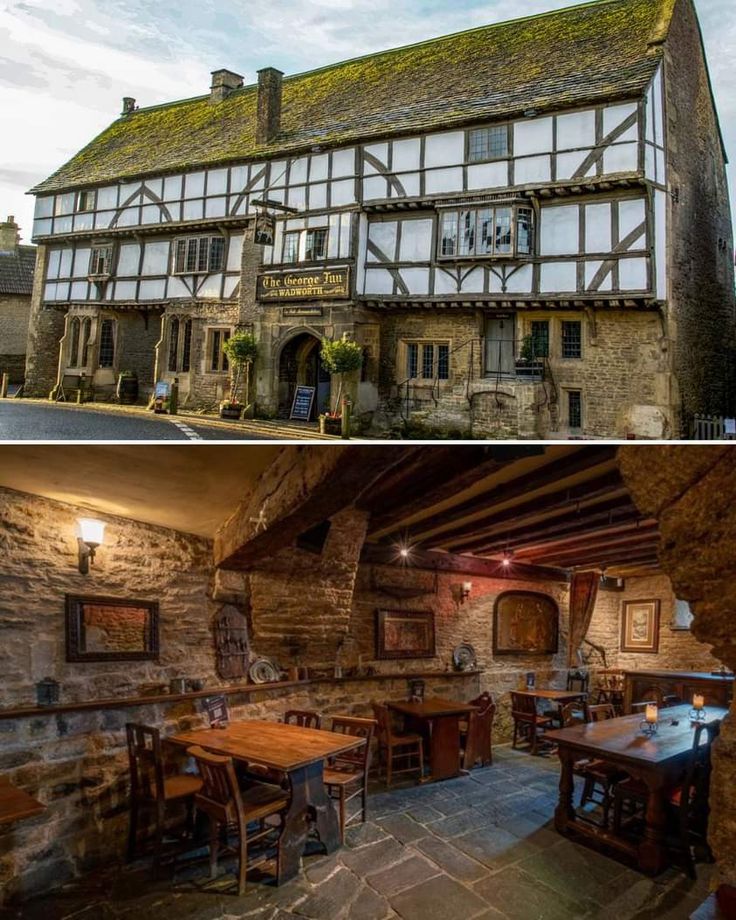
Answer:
xmin=438 ymin=203 xmax=534 ymax=259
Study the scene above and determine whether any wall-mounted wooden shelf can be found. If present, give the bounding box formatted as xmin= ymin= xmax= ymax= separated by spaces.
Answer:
xmin=0 ymin=669 xmax=481 ymax=721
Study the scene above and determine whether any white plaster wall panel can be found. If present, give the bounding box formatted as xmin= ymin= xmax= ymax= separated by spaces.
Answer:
xmin=228 ymin=195 xmax=245 ymax=216
xmin=327 ymin=214 xmax=340 ymax=259
xmin=424 ymin=132 xmax=464 ymax=168
xmin=393 ymin=138 xmax=421 ymax=172
xmin=139 ymin=279 xmax=166 ymax=299
xmin=226 ymin=235 xmax=244 ymax=272
xmin=141 ymin=204 xmax=163 ymax=224
xmin=332 ymin=179 xmax=356 ymax=205
xmin=144 ymin=178 xmax=163 ymax=198
xmin=117 ymin=244 xmax=141 ymax=277
xmin=458 ymin=267 xmax=485 ymax=294
xmin=59 ymin=249 xmax=72 ymax=277
xmin=165 ymin=203 xmax=182 ymax=222
xmin=35 ymin=196 xmax=54 ymax=218
xmin=331 ymin=149 xmax=356 ymax=178
xmin=646 ymin=84 xmax=656 ymax=144
xmin=367 ymin=221 xmax=397 ymax=260
xmin=400 ymin=268 xmax=430 ymax=294
xmin=230 ymin=165 xmax=248 ymax=191
xmin=364 ymin=144 xmax=389 ymax=171
xmin=285 ymin=217 xmax=306 ymax=231
xmin=488 ymin=270 xmax=504 ymax=294
xmin=73 ymin=212 xmax=94 ymax=232
xmin=267 ymin=188 xmax=286 ymax=206
xmin=645 ymin=145 xmax=657 ymax=182
xmin=309 ymin=183 xmax=328 ymax=210
xmin=310 ymin=154 xmax=329 ymax=182
xmin=504 ymin=264 xmax=534 ymax=293
xmin=142 ymin=241 xmax=170 ymax=275
xmin=603 ymin=103 xmax=638 ymax=140
xmin=425 ymin=167 xmax=463 ymax=194
xmin=184 ymin=172 xmax=205 ymax=198
xmin=363 ymin=268 xmax=395 ymax=295
xmin=656 ymin=149 xmax=666 ymax=184
xmin=55 ymin=193 xmax=75 ymax=215
xmin=167 ymin=277 xmax=190 ymax=298
xmin=339 ymin=215 xmax=351 ymax=257
xmin=619 ymin=257 xmax=648 ymax=290
xmin=113 ymin=281 xmax=137 ymax=300
xmin=287 ymin=186 xmax=306 ymax=210
xmin=618 ymin=199 xmax=646 ymax=242
xmin=540 ymin=261 xmax=577 ymax=292
xmin=223 ymin=276 xmax=239 ymax=298
xmin=248 ymin=166 xmax=266 ymax=191
xmin=654 ymin=189 xmax=667 ymax=299
xmin=34 ymin=219 xmax=52 ymax=236
xmin=393 ymin=174 xmax=420 ymax=197
xmin=515 ymin=155 xmax=551 ymax=185
xmin=47 ymin=249 xmax=61 ymax=279
xmin=603 ymin=142 xmax=638 ymax=174
xmin=197 ymin=275 xmax=222 ymax=298
xmin=355 ymin=213 xmax=368 ymax=294
xmin=434 ymin=269 xmax=460 ymax=295
xmin=653 ymin=68 xmax=664 ymax=144
xmin=585 ymin=203 xmax=612 ymax=252
xmin=163 ymin=176 xmax=183 ymax=200
xmin=290 ymin=158 xmax=309 ymax=184
xmin=92 ymin=210 xmax=114 ymax=230
xmin=182 ymin=200 xmax=204 ymax=221
xmin=540 ymin=205 xmax=579 ymax=255
xmin=514 ymin=117 xmax=553 ymax=156
xmin=557 ymin=110 xmax=596 ymax=150
xmin=398 ymin=219 xmax=433 ymax=262
xmin=205 ymin=197 xmax=227 ymax=218
xmin=585 ymin=261 xmax=612 ymax=291
xmin=55 ymin=216 xmax=73 ymax=233
xmin=363 ymin=176 xmax=388 ymax=200
xmin=72 ymin=248 xmax=91 ymax=277
xmin=70 ymin=281 xmax=88 ymax=300
xmin=467 ymin=161 xmax=508 ymax=190
xmin=556 ymin=152 xmax=596 ymax=181
xmin=269 ymin=161 xmax=288 ymax=187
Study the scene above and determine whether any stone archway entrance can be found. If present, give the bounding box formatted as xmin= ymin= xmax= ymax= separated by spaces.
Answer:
xmin=277 ymin=333 xmax=330 ymax=420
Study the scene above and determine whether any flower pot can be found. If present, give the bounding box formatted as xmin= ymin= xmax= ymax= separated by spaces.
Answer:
xmin=219 ymin=406 xmax=242 ymax=420
xmin=322 ymin=416 xmax=342 ymax=435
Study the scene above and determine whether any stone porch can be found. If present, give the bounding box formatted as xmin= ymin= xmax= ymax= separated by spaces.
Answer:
xmin=6 ymin=746 xmax=714 ymax=920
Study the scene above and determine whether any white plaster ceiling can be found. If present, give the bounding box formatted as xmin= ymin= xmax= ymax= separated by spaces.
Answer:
xmin=0 ymin=445 xmax=280 ymax=538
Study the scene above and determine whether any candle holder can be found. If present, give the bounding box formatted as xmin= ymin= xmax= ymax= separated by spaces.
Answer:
xmin=640 ymin=719 xmax=659 ymax=736
xmin=689 ymin=707 xmax=707 ymax=723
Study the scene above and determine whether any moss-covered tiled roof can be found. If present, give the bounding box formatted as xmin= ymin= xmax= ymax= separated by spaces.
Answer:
xmin=31 ymin=0 xmax=675 ymax=195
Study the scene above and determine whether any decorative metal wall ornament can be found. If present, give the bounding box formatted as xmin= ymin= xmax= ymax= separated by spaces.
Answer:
xmin=248 ymin=657 xmax=280 ymax=684
xmin=213 ymin=604 xmax=251 ymax=681
xmin=452 ymin=643 xmax=477 ymax=671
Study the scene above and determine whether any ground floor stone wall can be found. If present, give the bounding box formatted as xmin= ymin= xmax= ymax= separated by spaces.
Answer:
xmin=0 ymin=294 xmax=31 ymax=383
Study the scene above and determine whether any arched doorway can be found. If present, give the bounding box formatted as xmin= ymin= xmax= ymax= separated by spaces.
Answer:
xmin=277 ymin=333 xmax=330 ymax=419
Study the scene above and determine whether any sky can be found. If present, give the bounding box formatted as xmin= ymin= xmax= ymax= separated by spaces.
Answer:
xmin=1 ymin=0 xmax=734 ymax=241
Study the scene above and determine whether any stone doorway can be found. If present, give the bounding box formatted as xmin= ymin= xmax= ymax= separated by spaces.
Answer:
xmin=277 ymin=333 xmax=330 ymax=419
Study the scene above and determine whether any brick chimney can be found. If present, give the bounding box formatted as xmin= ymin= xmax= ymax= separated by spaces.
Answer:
xmin=121 ymin=97 xmax=137 ymax=116
xmin=0 ymin=215 xmax=20 ymax=253
xmin=256 ymin=67 xmax=283 ymax=144
xmin=210 ymin=69 xmax=244 ymax=103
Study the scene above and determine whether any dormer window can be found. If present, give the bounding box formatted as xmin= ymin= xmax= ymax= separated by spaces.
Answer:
xmin=89 ymin=245 xmax=114 ymax=277
xmin=173 ymin=236 xmax=225 ymax=274
xmin=76 ymin=190 xmax=96 ymax=212
xmin=438 ymin=203 xmax=534 ymax=260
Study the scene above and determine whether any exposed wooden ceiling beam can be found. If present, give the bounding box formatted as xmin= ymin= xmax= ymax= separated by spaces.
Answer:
xmin=514 ymin=520 xmax=659 ymax=559
xmin=369 ymin=445 xmax=615 ymax=538
xmin=404 ymin=473 xmax=626 ymax=547
xmin=547 ymin=546 xmax=660 ymax=569
xmin=360 ymin=544 xmax=569 ymax=583
xmin=569 ymin=553 xmax=661 ymax=572
xmin=526 ymin=529 xmax=661 ymax=565
xmin=451 ymin=502 xmax=643 ymax=555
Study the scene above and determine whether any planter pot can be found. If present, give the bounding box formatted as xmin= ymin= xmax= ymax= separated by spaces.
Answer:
xmin=321 ymin=416 xmax=342 ymax=435
xmin=117 ymin=374 xmax=139 ymax=404
xmin=219 ymin=406 xmax=242 ymax=420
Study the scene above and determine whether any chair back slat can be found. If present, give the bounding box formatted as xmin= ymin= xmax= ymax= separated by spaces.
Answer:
xmin=284 ymin=709 xmax=322 ymax=729
xmin=330 ymin=716 xmax=376 ymax=773
xmin=587 ymin=703 xmax=616 ymax=722
xmin=510 ymin=692 xmax=537 ymax=716
xmin=187 ymin=745 xmax=244 ymax=830
xmin=560 ymin=701 xmax=586 ymax=728
xmin=126 ymin=723 xmax=165 ymax=801
xmin=371 ymin=702 xmax=398 ymax=744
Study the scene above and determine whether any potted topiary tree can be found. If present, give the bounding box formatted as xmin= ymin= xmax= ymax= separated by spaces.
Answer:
xmin=319 ymin=335 xmax=363 ymax=435
xmin=220 ymin=331 xmax=258 ymax=420
xmin=516 ymin=334 xmax=544 ymax=380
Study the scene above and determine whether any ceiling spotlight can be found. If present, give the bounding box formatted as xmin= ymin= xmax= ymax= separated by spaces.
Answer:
xmin=502 ymin=551 xmax=513 ymax=567
xmin=399 ymin=547 xmax=410 ymax=558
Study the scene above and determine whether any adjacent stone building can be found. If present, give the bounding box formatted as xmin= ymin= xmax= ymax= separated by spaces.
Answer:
xmin=23 ymin=0 xmax=735 ymax=437
xmin=0 ymin=216 xmax=35 ymax=385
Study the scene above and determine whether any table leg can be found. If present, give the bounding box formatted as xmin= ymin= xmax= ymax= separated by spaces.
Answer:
xmin=554 ymin=748 xmax=576 ymax=834
xmin=279 ymin=761 xmax=341 ymax=884
xmin=429 ymin=715 xmax=463 ymax=781
xmin=637 ymin=774 xmax=669 ymax=875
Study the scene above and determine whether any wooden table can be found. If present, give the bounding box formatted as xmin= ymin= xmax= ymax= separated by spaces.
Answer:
xmin=0 ymin=777 xmax=45 ymax=825
xmin=623 ymin=669 xmax=734 ymax=714
xmin=168 ymin=720 xmax=365 ymax=883
xmin=388 ymin=697 xmax=476 ymax=782
xmin=547 ymin=704 xmax=728 ymax=874
xmin=513 ymin=688 xmax=587 ymax=703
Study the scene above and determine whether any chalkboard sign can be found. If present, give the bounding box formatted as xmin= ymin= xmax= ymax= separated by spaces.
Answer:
xmin=290 ymin=385 xmax=316 ymax=421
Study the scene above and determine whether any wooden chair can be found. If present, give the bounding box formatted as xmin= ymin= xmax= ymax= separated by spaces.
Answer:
xmin=578 ymin=704 xmax=623 ymax=826
xmin=596 ymin=671 xmax=625 ymax=714
xmin=461 ymin=692 xmax=495 ymax=768
xmin=371 ymin=702 xmax=424 ymax=786
xmin=566 ymin=670 xmax=590 ymax=695
xmin=125 ymin=723 xmax=203 ymax=864
xmin=510 ymin=692 xmax=554 ymax=755
xmin=187 ymin=745 xmax=288 ymax=896
xmin=284 ymin=709 xmax=322 ymax=729
xmin=324 ymin=716 xmax=376 ymax=839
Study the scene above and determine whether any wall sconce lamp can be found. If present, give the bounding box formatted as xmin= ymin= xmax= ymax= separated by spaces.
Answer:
xmin=461 ymin=581 xmax=472 ymax=603
xmin=76 ymin=517 xmax=106 ymax=574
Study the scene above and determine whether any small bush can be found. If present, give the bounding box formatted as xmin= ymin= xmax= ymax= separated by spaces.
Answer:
xmin=320 ymin=336 xmax=363 ymax=375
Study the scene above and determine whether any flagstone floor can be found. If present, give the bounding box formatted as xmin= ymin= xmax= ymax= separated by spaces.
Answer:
xmin=6 ymin=746 xmax=714 ymax=920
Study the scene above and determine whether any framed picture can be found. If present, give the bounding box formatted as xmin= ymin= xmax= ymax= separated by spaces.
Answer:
xmin=493 ymin=591 xmax=559 ymax=655
xmin=65 ymin=594 xmax=159 ymax=662
xmin=620 ymin=599 xmax=660 ymax=653
xmin=376 ymin=609 xmax=435 ymax=660
xmin=671 ymin=599 xmax=694 ymax=632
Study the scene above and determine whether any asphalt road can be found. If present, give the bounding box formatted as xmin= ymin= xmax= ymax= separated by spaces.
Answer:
xmin=0 ymin=401 xmax=267 ymax=441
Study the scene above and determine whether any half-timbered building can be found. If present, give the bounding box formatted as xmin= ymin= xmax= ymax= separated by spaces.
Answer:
xmin=24 ymin=0 xmax=735 ymax=437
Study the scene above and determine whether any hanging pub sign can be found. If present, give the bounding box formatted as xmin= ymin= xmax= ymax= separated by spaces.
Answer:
xmin=257 ymin=267 xmax=350 ymax=302
xmin=290 ymin=385 xmax=316 ymax=421
xmin=253 ymin=213 xmax=276 ymax=246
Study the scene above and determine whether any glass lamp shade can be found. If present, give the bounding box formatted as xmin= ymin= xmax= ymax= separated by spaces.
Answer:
xmin=76 ymin=517 xmax=106 ymax=546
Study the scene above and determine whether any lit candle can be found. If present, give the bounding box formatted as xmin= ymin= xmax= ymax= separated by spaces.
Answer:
xmin=645 ymin=704 xmax=658 ymax=725
xmin=693 ymin=694 xmax=705 ymax=711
